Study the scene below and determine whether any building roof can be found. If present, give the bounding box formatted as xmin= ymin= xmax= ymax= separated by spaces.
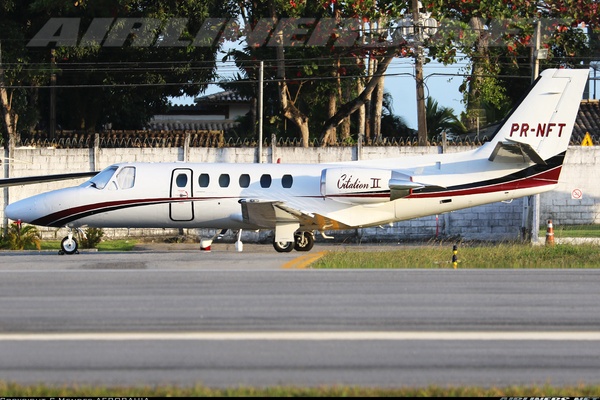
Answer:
xmin=573 ymin=100 xmax=600 ymax=143
xmin=147 ymin=120 xmax=239 ymax=131
xmin=195 ymin=90 xmax=251 ymax=104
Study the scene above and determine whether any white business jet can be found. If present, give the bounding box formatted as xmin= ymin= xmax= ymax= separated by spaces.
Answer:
xmin=4 ymin=68 xmax=589 ymax=254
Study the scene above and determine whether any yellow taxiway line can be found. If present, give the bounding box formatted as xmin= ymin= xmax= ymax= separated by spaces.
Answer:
xmin=281 ymin=251 xmax=328 ymax=269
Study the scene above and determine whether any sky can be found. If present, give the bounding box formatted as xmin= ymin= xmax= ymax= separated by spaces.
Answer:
xmin=378 ymin=58 xmax=465 ymax=129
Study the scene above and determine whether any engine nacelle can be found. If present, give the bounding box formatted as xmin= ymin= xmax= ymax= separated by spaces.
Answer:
xmin=320 ymin=168 xmax=392 ymax=204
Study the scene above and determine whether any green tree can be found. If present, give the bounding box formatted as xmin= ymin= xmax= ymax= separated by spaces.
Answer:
xmin=225 ymin=0 xmax=412 ymax=146
xmin=1 ymin=0 xmax=232 ymax=139
xmin=425 ymin=0 xmax=597 ymax=128
xmin=425 ymin=97 xmax=465 ymax=139
xmin=380 ymin=91 xmax=414 ymax=140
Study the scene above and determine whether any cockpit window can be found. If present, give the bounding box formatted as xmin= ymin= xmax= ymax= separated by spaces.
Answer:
xmin=86 ymin=166 xmax=118 ymax=190
xmin=116 ymin=167 xmax=136 ymax=189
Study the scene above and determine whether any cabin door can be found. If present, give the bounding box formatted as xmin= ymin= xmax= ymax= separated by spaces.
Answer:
xmin=170 ymin=169 xmax=194 ymax=221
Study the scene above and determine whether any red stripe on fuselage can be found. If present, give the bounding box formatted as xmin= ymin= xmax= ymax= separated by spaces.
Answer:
xmin=407 ymin=165 xmax=562 ymax=199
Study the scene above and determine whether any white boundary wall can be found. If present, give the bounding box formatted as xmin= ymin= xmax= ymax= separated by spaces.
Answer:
xmin=2 ymin=145 xmax=598 ymax=242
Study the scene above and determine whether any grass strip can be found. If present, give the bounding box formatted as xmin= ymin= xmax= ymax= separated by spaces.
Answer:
xmin=539 ymin=224 xmax=600 ymax=238
xmin=312 ymin=243 xmax=600 ymax=269
xmin=39 ymin=239 xmax=137 ymax=252
xmin=2 ymin=382 xmax=600 ymax=397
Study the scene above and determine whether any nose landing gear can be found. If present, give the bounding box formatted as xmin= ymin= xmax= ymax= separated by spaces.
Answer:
xmin=59 ymin=230 xmax=79 ymax=255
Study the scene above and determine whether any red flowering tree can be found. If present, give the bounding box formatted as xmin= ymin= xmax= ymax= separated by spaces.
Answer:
xmin=426 ymin=0 xmax=597 ymax=130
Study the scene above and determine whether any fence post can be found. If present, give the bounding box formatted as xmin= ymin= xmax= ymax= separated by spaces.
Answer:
xmin=271 ymin=133 xmax=277 ymax=163
xmin=94 ymin=133 xmax=99 ymax=171
xmin=357 ymin=133 xmax=364 ymax=161
xmin=442 ymin=131 xmax=447 ymax=154
xmin=183 ymin=131 xmax=191 ymax=162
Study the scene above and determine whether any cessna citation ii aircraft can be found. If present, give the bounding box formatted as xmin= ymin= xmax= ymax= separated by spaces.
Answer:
xmin=3 ymin=68 xmax=590 ymax=254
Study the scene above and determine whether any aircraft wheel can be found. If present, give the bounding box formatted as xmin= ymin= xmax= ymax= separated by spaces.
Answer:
xmin=273 ymin=240 xmax=294 ymax=253
xmin=294 ymin=232 xmax=314 ymax=252
xmin=61 ymin=236 xmax=79 ymax=255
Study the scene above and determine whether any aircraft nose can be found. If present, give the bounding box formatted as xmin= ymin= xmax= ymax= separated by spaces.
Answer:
xmin=5 ymin=197 xmax=39 ymax=223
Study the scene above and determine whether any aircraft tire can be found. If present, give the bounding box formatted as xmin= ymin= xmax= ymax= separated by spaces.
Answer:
xmin=61 ymin=236 xmax=79 ymax=255
xmin=273 ymin=240 xmax=294 ymax=253
xmin=294 ymin=232 xmax=314 ymax=252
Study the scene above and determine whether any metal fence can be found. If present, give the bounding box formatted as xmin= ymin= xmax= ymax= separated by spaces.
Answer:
xmin=19 ymin=130 xmax=224 ymax=149
xmin=15 ymin=130 xmax=599 ymax=149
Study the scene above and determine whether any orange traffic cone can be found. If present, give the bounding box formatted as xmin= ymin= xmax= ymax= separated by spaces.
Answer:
xmin=545 ymin=219 xmax=555 ymax=246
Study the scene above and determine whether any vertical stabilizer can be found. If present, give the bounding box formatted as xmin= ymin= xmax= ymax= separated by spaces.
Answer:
xmin=487 ymin=68 xmax=589 ymax=163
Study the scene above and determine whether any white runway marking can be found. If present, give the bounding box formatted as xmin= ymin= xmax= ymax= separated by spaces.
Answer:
xmin=1 ymin=331 xmax=600 ymax=341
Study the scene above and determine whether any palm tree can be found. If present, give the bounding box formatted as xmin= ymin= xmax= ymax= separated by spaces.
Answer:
xmin=2 ymin=222 xmax=41 ymax=250
xmin=426 ymin=97 xmax=467 ymax=140
xmin=380 ymin=92 xmax=415 ymax=140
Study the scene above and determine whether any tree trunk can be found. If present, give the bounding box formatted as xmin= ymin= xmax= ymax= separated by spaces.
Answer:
xmin=371 ymin=74 xmax=384 ymax=142
xmin=1 ymin=83 xmax=19 ymax=149
xmin=319 ymin=48 xmax=396 ymax=139
xmin=338 ymin=71 xmax=351 ymax=142
xmin=321 ymin=92 xmax=337 ymax=145
xmin=271 ymin=3 xmax=310 ymax=147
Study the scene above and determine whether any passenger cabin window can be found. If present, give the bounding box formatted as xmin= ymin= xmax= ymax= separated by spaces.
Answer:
xmin=198 ymin=173 xmax=210 ymax=188
xmin=239 ymin=174 xmax=250 ymax=188
xmin=260 ymin=174 xmax=272 ymax=188
xmin=176 ymin=173 xmax=188 ymax=188
xmin=219 ymin=174 xmax=230 ymax=188
xmin=116 ymin=167 xmax=136 ymax=189
xmin=282 ymin=174 xmax=293 ymax=189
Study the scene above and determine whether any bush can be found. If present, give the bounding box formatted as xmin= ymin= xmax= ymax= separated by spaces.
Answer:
xmin=80 ymin=227 xmax=104 ymax=248
xmin=1 ymin=222 xmax=41 ymax=250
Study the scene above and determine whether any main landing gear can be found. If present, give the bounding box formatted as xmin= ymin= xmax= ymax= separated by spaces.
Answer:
xmin=273 ymin=231 xmax=315 ymax=253
xmin=59 ymin=230 xmax=79 ymax=255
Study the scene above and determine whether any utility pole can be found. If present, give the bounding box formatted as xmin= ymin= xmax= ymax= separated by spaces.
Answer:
xmin=50 ymin=48 xmax=57 ymax=140
xmin=525 ymin=20 xmax=545 ymax=243
xmin=412 ymin=0 xmax=428 ymax=146
xmin=257 ymin=60 xmax=264 ymax=163
xmin=1 ymin=40 xmax=9 ymax=234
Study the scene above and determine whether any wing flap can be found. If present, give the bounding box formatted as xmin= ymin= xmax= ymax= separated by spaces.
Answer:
xmin=239 ymin=199 xmax=299 ymax=242
xmin=239 ymin=199 xmax=350 ymax=241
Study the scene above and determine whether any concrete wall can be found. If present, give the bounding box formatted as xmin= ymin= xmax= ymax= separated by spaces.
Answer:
xmin=2 ymin=144 xmax=598 ymax=242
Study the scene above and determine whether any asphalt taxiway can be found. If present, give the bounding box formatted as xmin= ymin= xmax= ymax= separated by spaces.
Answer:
xmin=1 ymin=244 xmax=599 ymax=388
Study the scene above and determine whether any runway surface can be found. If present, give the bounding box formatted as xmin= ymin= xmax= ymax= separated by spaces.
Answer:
xmin=1 ymin=246 xmax=600 ymax=388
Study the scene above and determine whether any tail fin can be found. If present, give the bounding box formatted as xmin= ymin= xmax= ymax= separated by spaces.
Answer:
xmin=487 ymin=68 xmax=589 ymax=164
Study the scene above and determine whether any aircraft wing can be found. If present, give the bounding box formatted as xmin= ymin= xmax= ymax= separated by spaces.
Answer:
xmin=239 ymin=199 xmax=350 ymax=241
xmin=0 ymin=171 xmax=98 ymax=188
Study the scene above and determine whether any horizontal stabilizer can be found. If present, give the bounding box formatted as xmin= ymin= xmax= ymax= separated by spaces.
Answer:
xmin=489 ymin=140 xmax=546 ymax=165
